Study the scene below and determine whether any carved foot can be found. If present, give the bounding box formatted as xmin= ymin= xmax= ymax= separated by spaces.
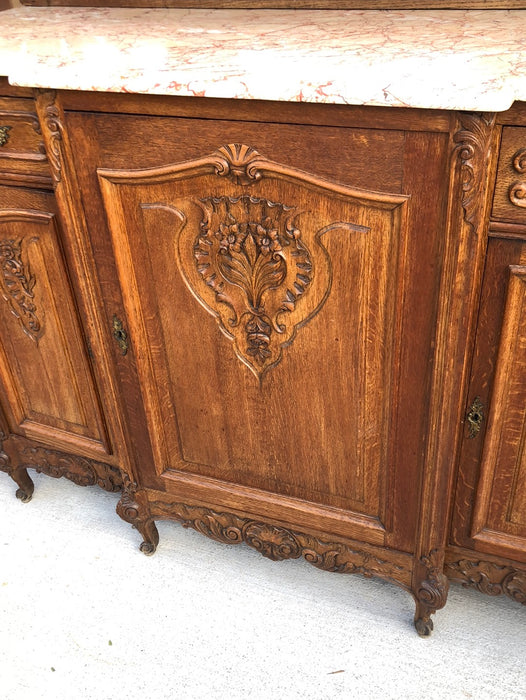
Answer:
xmin=138 ymin=517 xmax=159 ymax=555
xmin=412 ymin=549 xmax=449 ymax=637
xmin=11 ymin=467 xmax=35 ymax=503
xmin=414 ymin=607 xmax=434 ymax=637
xmin=117 ymin=476 xmax=159 ymax=555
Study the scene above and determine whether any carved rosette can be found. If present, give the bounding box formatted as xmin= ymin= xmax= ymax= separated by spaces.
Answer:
xmin=453 ymin=113 xmax=496 ymax=233
xmin=0 ymin=238 xmax=43 ymax=342
xmin=19 ymin=445 xmax=122 ymax=492
xmin=445 ymin=558 xmax=526 ymax=605
xmin=150 ymin=500 xmax=408 ymax=583
xmin=194 ymin=195 xmax=315 ymax=377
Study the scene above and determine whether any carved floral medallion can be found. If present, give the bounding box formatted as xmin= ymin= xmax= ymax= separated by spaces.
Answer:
xmin=194 ymin=195 xmax=315 ymax=377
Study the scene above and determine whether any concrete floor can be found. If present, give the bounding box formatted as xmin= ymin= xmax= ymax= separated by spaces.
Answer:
xmin=1 ymin=472 xmax=525 ymax=700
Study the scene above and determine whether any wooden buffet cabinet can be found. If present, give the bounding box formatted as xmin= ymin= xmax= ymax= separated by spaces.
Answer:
xmin=0 ymin=78 xmax=525 ymax=634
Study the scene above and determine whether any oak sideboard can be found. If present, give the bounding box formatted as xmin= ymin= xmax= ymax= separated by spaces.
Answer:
xmin=1 ymin=9 xmax=526 ymax=634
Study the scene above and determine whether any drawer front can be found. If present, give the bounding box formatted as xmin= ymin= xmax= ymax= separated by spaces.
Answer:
xmin=493 ymin=126 xmax=526 ymax=224
xmin=0 ymin=97 xmax=51 ymax=185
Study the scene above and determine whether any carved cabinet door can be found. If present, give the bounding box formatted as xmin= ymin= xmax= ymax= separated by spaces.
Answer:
xmin=66 ymin=108 xmax=450 ymax=556
xmin=0 ymin=185 xmax=110 ymax=458
xmin=450 ymin=233 xmax=526 ymax=568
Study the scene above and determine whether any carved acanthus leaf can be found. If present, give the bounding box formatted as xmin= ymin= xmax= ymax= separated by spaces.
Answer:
xmin=445 ymin=558 xmax=526 ymax=605
xmin=149 ymin=500 xmax=408 ymax=583
xmin=36 ymin=90 xmax=63 ymax=184
xmin=0 ymin=238 xmax=43 ymax=342
xmin=453 ymin=113 xmax=496 ymax=233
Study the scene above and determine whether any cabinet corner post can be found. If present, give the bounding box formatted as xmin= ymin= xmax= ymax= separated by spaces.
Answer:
xmin=412 ymin=112 xmax=500 ymax=632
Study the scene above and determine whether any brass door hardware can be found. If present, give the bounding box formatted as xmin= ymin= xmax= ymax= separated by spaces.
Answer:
xmin=112 ymin=315 xmax=128 ymax=356
xmin=466 ymin=397 xmax=484 ymax=438
xmin=0 ymin=126 xmax=12 ymax=147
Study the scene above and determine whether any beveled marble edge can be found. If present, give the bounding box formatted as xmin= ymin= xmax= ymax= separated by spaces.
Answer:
xmin=1 ymin=7 xmax=526 ymax=111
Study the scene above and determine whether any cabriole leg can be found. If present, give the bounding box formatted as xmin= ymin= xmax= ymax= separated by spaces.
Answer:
xmin=412 ymin=549 xmax=449 ymax=636
xmin=12 ymin=466 xmax=35 ymax=503
xmin=116 ymin=476 xmax=159 ymax=555
xmin=0 ymin=448 xmax=35 ymax=503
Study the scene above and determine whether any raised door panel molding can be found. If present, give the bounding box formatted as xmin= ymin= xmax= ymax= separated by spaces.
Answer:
xmin=471 ymin=265 xmax=526 ymax=558
xmin=98 ymin=142 xmax=411 ymax=545
xmin=0 ymin=195 xmax=109 ymax=456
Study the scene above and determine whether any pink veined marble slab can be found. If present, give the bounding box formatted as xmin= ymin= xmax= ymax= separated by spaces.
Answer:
xmin=0 ymin=7 xmax=525 ymax=111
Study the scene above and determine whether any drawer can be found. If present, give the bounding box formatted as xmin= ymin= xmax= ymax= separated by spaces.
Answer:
xmin=0 ymin=97 xmax=51 ymax=186
xmin=492 ymin=126 xmax=526 ymax=224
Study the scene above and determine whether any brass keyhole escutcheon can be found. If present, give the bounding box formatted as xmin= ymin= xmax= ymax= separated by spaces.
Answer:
xmin=112 ymin=315 xmax=128 ymax=356
xmin=466 ymin=397 xmax=484 ymax=438
xmin=0 ymin=126 xmax=12 ymax=147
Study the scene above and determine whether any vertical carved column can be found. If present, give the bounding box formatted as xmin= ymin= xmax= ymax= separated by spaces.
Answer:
xmin=412 ymin=112 xmax=498 ymax=635
xmin=34 ymin=89 xmax=139 ymax=491
xmin=116 ymin=475 xmax=159 ymax=555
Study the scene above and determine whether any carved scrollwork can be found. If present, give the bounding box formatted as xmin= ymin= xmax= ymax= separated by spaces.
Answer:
xmin=413 ymin=548 xmax=449 ymax=636
xmin=149 ymin=500 xmax=408 ymax=583
xmin=445 ymin=558 xmax=526 ymax=605
xmin=512 ymin=148 xmax=526 ymax=174
xmin=453 ymin=113 xmax=496 ymax=233
xmin=508 ymin=180 xmax=526 ymax=209
xmin=0 ymin=237 xmax=43 ymax=342
xmin=19 ymin=445 xmax=122 ymax=492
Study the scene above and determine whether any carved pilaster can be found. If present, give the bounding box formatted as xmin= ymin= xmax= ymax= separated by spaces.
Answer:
xmin=445 ymin=558 xmax=526 ymax=605
xmin=149 ymin=500 xmax=409 ymax=584
xmin=412 ymin=112 xmax=498 ymax=636
xmin=117 ymin=475 xmax=159 ymax=555
xmin=413 ymin=549 xmax=449 ymax=636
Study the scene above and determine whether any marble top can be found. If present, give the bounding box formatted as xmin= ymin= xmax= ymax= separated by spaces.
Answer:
xmin=1 ymin=6 xmax=526 ymax=111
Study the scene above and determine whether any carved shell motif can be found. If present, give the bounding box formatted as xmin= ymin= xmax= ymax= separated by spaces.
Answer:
xmin=194 ymin=195 xmax=314 ymax=377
